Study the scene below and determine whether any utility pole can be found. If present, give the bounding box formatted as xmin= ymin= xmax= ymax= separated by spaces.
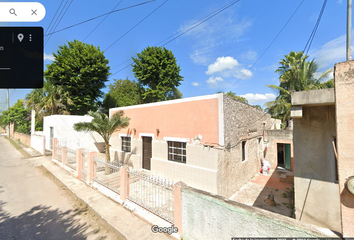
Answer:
xmin=7 ymin=89 xmax=9 ymax=137
xmin=347 ymin=0 xmax=352 ymax=60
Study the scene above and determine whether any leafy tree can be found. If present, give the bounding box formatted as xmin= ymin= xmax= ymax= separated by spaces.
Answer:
xmin=44 ymin=40 xmax=110 ymax=115
xmin=73 ymin=111 xmax=130 ymax=166
xmin=102 ymin=78 xmax=142 ymax=112
xmin=165 ymin=87 xmax=183 ymax=100
xmin=0 ymin=115 xmax=7 ymax=129
xmin=132 ymin=46 xmax=183 ymax=102
xmin=2 ymin=99 xmax=30 ymax=134
xmin=266 ymin=51 xmax=333 ymax=123
xmin=253 ymin=105 xmax=263 ymax=111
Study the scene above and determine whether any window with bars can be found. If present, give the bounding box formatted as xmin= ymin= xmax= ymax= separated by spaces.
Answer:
xmin=122 ymin=137 xmax=131 ymax=152
xmin=168 ymin=141 xmax=186 ymax=163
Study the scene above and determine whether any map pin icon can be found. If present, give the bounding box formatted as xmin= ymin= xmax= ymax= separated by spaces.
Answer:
xmin=17 ymin=33 xmax=24 ymax=42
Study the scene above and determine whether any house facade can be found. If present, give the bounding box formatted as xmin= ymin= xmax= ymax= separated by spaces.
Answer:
xmin=109 ymin=93 xmax=280 ymax=197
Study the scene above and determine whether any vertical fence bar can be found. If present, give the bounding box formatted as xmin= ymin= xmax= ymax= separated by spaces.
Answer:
xmin=76 ymin=148 xmax=82 ymax=180
xmin=52 ymin=138 xmax=57 ymax=159
xmin=88 ymin=151 xmax=96 ymax=182
xmin=43 ymin=135 xmax=46 ymax=155
xmin=62 ymin=146 xmax=66 ymax=165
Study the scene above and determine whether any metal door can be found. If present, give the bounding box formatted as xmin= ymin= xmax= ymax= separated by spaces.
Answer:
xmin=142 ymin=137 xmax=152 ymax=170
xmin=285 ymin=144 xmax=291 ymax=170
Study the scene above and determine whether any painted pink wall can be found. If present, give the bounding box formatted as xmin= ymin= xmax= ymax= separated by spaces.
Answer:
xmin=111 ymin=98 xmax=220 ymax=144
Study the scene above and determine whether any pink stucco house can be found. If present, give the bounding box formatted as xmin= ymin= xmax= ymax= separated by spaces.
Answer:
xmin=108 ymin=93 xmax=287 ymax=197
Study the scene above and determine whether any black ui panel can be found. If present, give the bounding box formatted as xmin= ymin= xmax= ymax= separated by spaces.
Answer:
xmin=0 ymin=27 xmax=43 ymax=88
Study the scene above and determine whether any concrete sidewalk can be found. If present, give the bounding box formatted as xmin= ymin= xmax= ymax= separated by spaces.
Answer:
xmin=31 ymin=156 xmax=174 ymax=240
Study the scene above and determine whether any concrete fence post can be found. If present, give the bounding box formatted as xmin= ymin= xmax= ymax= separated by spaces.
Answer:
xmin=76 ymin=148 xmax=82 ymax=180
xmin=120 ymin=167 xmax=129 ymax=201
xmin=88 ymin=151 xmax=97 ymax=182
xmin=62 ymin=146 xmax=66 ymax=165
xmin=52 ymin=138 xmax=57 ymax=159
xmin=174 ymin=184 xmax=182 ymax=235
xmin=42 ymin=135 xmax=46 ymax=155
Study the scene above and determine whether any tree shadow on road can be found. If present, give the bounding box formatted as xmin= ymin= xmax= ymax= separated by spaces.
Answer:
xmin=0 ymin=202 xmax=107 ymax=240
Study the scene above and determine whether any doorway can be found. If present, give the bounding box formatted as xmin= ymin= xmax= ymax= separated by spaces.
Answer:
xmin=142 ymin=137 xmax=152 ymax=170
xmin=277 ymin=143 xmax=291 ymax=171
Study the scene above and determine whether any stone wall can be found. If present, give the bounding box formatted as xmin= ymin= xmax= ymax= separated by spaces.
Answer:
xmin=217 ymin=95 xmax=273 ymax=197
xmin=293 ymin=105 xmax=341 ymax=232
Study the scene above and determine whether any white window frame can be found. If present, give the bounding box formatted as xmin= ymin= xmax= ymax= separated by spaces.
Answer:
xmin=119 ymin=134 xmax=131 ymax=153
xmin=167 ymin=140 xmax=187 ymax=164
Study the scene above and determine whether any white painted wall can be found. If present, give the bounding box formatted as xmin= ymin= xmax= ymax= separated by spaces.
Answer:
xmin=43 ymin=115 xmax=104 ymax=151
xmin=31 ymin=134 xmax=44 ymax=154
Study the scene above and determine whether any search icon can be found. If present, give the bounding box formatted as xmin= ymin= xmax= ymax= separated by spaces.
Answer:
xmin=9 ymin=8 xmax=17 ymax=16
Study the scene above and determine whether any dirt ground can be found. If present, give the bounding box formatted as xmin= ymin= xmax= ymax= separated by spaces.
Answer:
xmin=229 ymin=169 xmax=295 ymax=218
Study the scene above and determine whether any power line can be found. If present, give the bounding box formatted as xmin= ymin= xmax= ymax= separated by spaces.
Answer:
xmin=43 ymin=0 xmax=156 ymax=37
xmin=82 ymin=0 xmax=124 ymax=42
xmin=45 ymin=0 xmax=74 ymax=46
xmin=44 ymin=0 xmax=65 ymax=37
xmin=111 ymin=0 xmax=242 ymax=76
xmin=224 ymin=0 xmax=305 ymax=92
xmin=104 ymin=0 xmax=170 ymax=52
xmin=303 ymin=0 xmax=327 ymax=55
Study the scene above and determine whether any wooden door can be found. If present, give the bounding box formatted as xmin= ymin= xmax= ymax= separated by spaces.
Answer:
xmin=142 ymin=137 xmax=152 ymax=170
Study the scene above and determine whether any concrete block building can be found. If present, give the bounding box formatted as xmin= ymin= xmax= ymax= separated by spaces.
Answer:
xmin=291 ymin=60 xmax=354 ymax=237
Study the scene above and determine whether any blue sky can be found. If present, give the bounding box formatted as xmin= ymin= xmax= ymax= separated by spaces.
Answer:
xmin=0 ymin=0 xmax=350 ymax=111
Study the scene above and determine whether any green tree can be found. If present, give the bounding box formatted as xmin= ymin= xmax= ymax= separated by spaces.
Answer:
xmin=44 ymin=40 xmax=110 ymax=115
xmin=73 ymin=111 xmax=130 ymax=166
xmin=2 ymin=99 xmax=30 ymax=134
xmin=102 ymin=78 xmax=142 ymax=112
xmin=266 ymin=51 xmax=333 ymax=123
xmin=132 ymin=46 xmax=183 ymax=102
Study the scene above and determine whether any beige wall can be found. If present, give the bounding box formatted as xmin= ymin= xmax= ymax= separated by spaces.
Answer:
xmin=334 ymin=60 xmax=354 ymax=238
xmin=293 ymin=105 xmax=341 ymax=232
xmin=264 ymin=130 xmax=293 ymax=169
xmin=109 ymin=136 xmax=220 ymax=193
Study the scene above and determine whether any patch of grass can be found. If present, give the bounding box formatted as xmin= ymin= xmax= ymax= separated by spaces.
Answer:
xmin=4 ymin=136 xmax=31 ymax=158
xmin=275 ymin=189 xmax=279 ymax=192
xmin=282 ymin=192 xmax=288 ymax=198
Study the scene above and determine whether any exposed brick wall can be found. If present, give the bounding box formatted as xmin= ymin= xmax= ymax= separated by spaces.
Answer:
xmin=217 ymin=95 xmax=273 ymax=197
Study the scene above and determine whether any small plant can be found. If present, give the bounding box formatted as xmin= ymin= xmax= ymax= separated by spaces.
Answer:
xmin=275 ymin=189 xmax=279 ymax=192
xmin=282 ymin=192 xmax=288 ymax=198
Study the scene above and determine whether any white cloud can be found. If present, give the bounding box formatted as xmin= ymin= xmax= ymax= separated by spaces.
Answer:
xmin=44 ymin=53 xmax=54 ymax=61
xmin=240 ymin=50 xmax=257 ymax=62
xmin=206 ymin=56 xmax=239 ymax=75
xmin=233 ymin=69 xmax=253 ymax=79
xmin=180 ymin=10 xmax=253 ymax=65
xmin=206 ymin=76 xmax=223 ymax=87
xmin=241 ymin=93 xmax=276 ymax=104
xmin=310 ymin=32 xmax=354 ymax=70
xmin=191 ymin=82 xmax=200 ymax=86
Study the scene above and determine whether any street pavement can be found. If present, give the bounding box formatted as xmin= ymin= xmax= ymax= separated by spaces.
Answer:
xmin=0 ymin=135 xmax=121 ymax=240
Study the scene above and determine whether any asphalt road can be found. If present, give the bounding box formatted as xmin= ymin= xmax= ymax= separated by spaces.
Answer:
xmin=0 ymin=135 xmax=119 ymax=240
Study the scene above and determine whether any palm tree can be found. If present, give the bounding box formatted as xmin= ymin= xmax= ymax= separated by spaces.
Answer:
xmin=25 ymin=80 xmax=73 ymax=116
xmin=266 ymin=51 xmax=333 ymax=125
xmin=73 ymin=110 xmax=130 ymax=167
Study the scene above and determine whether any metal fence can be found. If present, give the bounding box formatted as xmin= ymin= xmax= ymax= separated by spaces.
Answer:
xmin=81 ymin=150 xmax=88 ymax=183
xmin=127 ymin=169 xmax=175 ymax=223
xmin=92 ymin=156 xmax=122 ymax=194
xmin=55 ymin=143 xmax=62 ymax=161
xmin=65 ymin=148 xmax=77 ymax=170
